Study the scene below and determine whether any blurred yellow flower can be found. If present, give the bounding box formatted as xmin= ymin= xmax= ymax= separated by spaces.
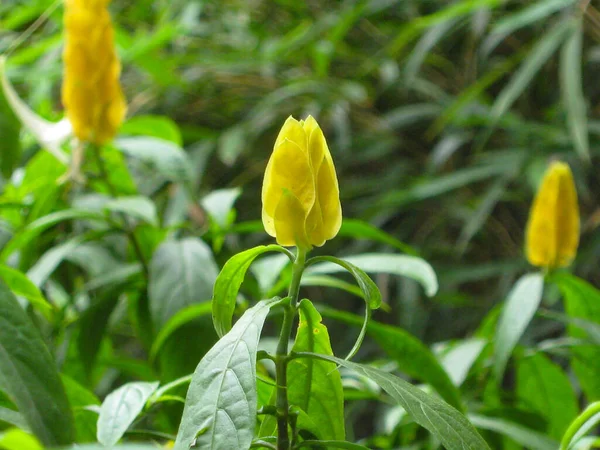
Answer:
xmin=526 ymin=161 xmax=579 ymax=269
xmin=62 ymin=0 xmax=126 ymax=145
xmin=262 ymin=116 xmax=342 ymax=248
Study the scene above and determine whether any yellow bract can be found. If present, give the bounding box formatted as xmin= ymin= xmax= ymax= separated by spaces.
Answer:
xmin=61 ymin=0 xmax=126 ymax=145
xmin=525 ymin=161 xmax=579 ymax=269
xmin=262 ymin=116 xmax=342 ymax=248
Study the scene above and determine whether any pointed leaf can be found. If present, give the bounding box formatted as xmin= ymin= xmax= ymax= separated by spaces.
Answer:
xmin=494 ymin=272 xmax=544 ymax=380
xmin=294 ymin=353 xmax=491 ymax=450
xmin=174 ymin=297 xmax=282 ymax=450
xmin=97 ymin=381 xmax=159 ymax=447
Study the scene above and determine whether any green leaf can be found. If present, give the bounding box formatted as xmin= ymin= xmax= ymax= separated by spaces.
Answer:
xmin=551 ymin=273 xmax=600 ymax=400
xmin=212 ymin=245 xmax=292 ymax=337
xmin=517 ymin=352 xmax=578 ymax=439
xmin=61 ymin=375 xmax=100 ymax=443
xmin=260 ymin=300 xmax=345 ymax=441
xmin=0 ymin=406 xmax=27 ymax=430
xmin=438 ymin=338 xmax=486 ymax=387
xmin=306 ymin=256 xmax=382 ymax=361
xmin=494 ymin=272 xmax=544 ymax=381
xmin=201 ymin=188 xmax=242 ymax=228
xmin=0 ymin=57 xmax=69 ymax=164
xmin=321 ymin=307 xmax=463 ymax=411
xmin=0 ymin=265 xmax=52 ymax=320
xmin=0 ymin=429 xmax=42 ymax=450
xmin=0 ymin=281 xmax=74 ymax=446
xmin=560 ymin=402 xmax=600 ymax=450
xmin=150 ymin=302 xmax=213 ymax=361
xmin=115 ymin=136 xmax=193 ymax=182
xmin=486 ymin=18 xmax=573 ymax=137
xmin=174 ymin=297 xmax=282 ymax=450
xmin=0 ymin=70 xmax=21 ymax=179
xmin=489 ymin=0 xmax=575 ymax=38
xmin=560 ymin=18 xmax=589 ymax=161
xmin=104 ymin=196 xmax=159 ymax=226
xmin=307 ymin=253 xmax=438 ymax=297
xmin=96 ymin=381 xmax=159 ymax=447
xmin=149 ymin=237 xmax=219 ymax=329
xmin=295 ymin=441 xmax=370 ymax=449
xmin=294 ymin=353 xmax=491 ymax=450
xmin=120 ymin=115 xmax=182 ymax=145
xmin=469 ymin=414 xmax=559 ymax=450
xmin=337 ymin=219 xmax=416 ymax=254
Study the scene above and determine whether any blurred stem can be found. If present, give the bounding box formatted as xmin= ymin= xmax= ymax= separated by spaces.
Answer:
xmin=275 ymin=246 xmax=306 ymax=450
xmin=89 ymin=143 xmax=149 ymax=278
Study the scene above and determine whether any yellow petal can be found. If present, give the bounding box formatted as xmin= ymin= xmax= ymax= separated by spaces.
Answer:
xmin=273 ymin=189 xmax=310 ymax=248
xmin=274 ymin=116 xmax=307 ymax=151
xmin=526 ymin=161 xmax=579 ymax=269
xmin=261 ymin=138 xmax=315 ymax=220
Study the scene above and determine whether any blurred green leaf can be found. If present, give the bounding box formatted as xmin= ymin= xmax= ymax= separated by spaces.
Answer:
xmin=0 ymin=281 xmax=74 ymax=446
xmin=494 ymin=272 xmax=544 ymax=381
xmin=469 ymin=414 xmax=559 ymax=450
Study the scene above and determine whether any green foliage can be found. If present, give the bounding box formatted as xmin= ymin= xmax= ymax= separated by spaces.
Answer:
xmin=0 ymin=0 xmax=599 ymax=449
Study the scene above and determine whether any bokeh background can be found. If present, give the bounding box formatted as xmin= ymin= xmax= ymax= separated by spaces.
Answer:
xmin=1 ymin=0 xmax=600 ymax=441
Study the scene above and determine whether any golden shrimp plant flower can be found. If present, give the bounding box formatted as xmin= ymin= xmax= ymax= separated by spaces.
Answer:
xmin=62 ymin=0 xmax=126 ymax=145
xmin=262 ymin=116 xmax=342 ymax=248
xmin=525 ymin=161 xmax=580 ymax=269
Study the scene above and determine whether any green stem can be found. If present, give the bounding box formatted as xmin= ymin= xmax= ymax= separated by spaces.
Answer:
xmin=275 ymin=246 xmax=307 ymax=450
xmin=560 ymin=401 xmax=600 ymax=450
xmin=89 ymin=143 xmax=150 ymax=278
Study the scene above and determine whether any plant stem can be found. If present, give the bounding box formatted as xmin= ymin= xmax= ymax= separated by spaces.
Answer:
xmin=89 ymin=143 xmax=150 ymax=277
xmin=560 ymin=401 xmax=600 ymax=450
xmin=275 ymin=246 xmax=307 ymax=450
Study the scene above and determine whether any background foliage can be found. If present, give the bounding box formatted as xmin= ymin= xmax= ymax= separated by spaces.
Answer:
xmin=0 ymin=0 xmax=599 ymax=449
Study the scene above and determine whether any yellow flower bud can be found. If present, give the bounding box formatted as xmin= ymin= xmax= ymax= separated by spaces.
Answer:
xmin=262 ymin=116 xmax=342 ymax=248
xmin=61 ymin=0 xmax=126 ymax=145
xmin=525 ymin=161 xmax=579 ymax=269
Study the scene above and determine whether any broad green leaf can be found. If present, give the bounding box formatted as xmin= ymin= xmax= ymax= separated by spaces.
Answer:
xmin=306 ymin=256 xmax=382 ymax=361
xmin=260 ymin=300 xmax=345 ymax=441
xmin=201 ymin=188 xmax=242 ymax=228
xmin=337 ymin=219 xmax=416 ymax=254
xmin=295 ymin=353 xmax=491 ymax=450
xmin=0 ymin=429 xmax=42 ymax=450
xmin=174 ymin=297 xmax=282 ymax=450
xmin=560 ymin=18 xmax=589 ymax=161
xmin=212 ymin=245 xmax=292 ymax=337
xmin=322 ymin=308 xmax=463 ymax=410
xmin=61 ymin=375 xmax=100 ymax=443
xmin=120 ymin=115 xmax=182 ymax=145
xmin=96 ymin=381 xmax=159 ymax=447
xmin=115 ymin=136 xmax=192 ymax=182
xmin=0 ymin=71 xmax=21 ymax=179
xmin=0 ymin=57 xmax=69 ymax=164
xmin=517 ymin=352 xmax=577 ymax=439
xmin=552 ymin=273 xmax=600 ymax=400
xmin=150 ymin=302 xmax=213 ymax=361
xmin=0 ymin=265 xmax=52 ymax=320
xmin=104 ymin=196 xmax=159 ymax=226
xmin=0 ymin=282 xmax=74 ymax=446
xmin=27 ymin=237 xmax=85 ymax=288
xmin=149 ymin=237 xmax=218 ymax=329
xmin=469 ymin=414 xmax=559 ymax=450
xmin=307 ymin=253 xmax=438 ymax=297
xmin=486 ymin=18 xmax=573 ymax=136
xmin=494 ymin=272 xmax=544 ymax=380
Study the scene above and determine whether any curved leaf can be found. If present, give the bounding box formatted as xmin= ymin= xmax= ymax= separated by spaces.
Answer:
xmin=294 ymin=353 xmax=491 ymax=450
xmin=321 ymin=307 xmax=463 ymax=411
xmin=175 ymin=297 xmax=282 ymax=450
xmin=494 ymin=272 xmax=544 ymax=380
xmin=0 ymin=282 xmax=74 ymax=446
xmin=307 ymin=253 xmax=438 ymax=297
xmin=212 ymin=245 xmax=292 ymax=337
xmin=97 ymin=381 xmax=159 ymax=447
